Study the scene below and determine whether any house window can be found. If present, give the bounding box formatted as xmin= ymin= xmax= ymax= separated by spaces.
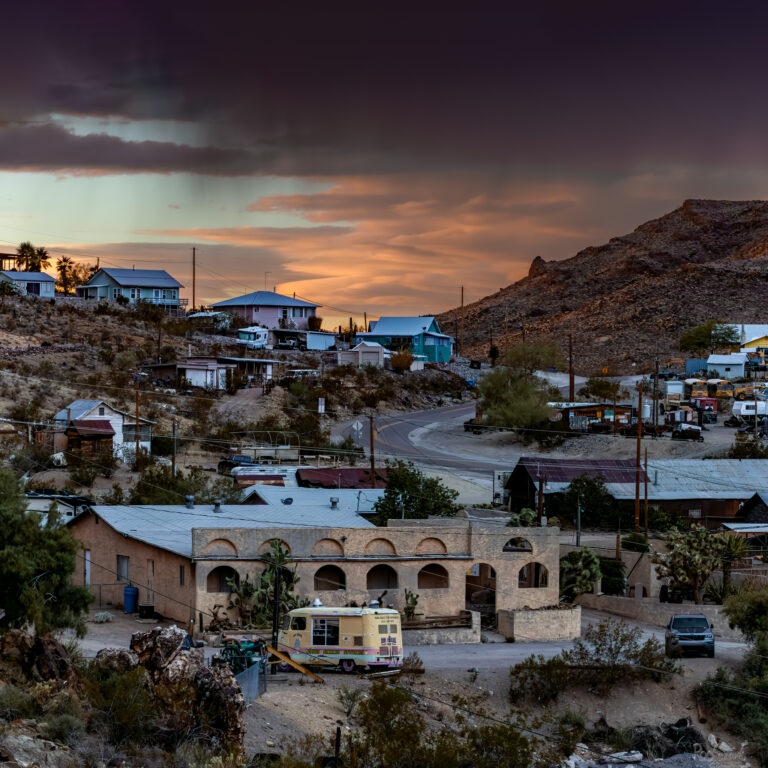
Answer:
xmin=688 ymin=509 xmax=702 ymax=519
xmin=312 ymin=617 xmax=340 ymax=646
xmin=112 ymin=288 xmax=120 ymax=299
xmin=117 ymin=555 xmax=130 ymax=582
xmin=130 ymin=288 xmax=139 ymax=300
xmin=424 ymin=336 xmax=435 ymax=345
xmin=153 ymin=289 xmax=162 ymax=299
xmin=179 ymin=565 xmax=185 ymax=586
xmin=281 ymin=308 xmax=289 ymax=319
xmin=98 ymin=407 xmax=105 ymax=416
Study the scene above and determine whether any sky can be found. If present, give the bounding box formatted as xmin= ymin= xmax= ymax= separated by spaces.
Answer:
xmin=3 ymin=2 xmax=768 ymax=328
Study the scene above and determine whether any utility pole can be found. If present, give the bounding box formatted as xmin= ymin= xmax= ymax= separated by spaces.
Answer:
xmin=537 ymin=475 xmax=544 ymax=525
xmin=460 ymin=286 xmax=464 ymax=355
xmin=613 ymin=391 xmax=617 ymax=436
xmin=653 ymin=357 xmax=660 ymax=437
xmin=576 ymin=493 xmax=581 ymax=547
xmin=569 ymin=333 xmax=575 ymax=402
xmin=369 ymin=414 xmax=376 ymax=489
xmin=264 ymin=271 xmax=271 ymax=291
xmin=644 ymin=446 xmax=649 ymax=537
xmin=364 ymin=311 xmax=367 ymax=333
xmin=134 ymin=376 xmax=140 ymax=464
xmin=172 ymin=419 xmax=177 ymax=477
xmin=756 ymin=389 xmax=759 ymax=439
xmin=634 ymin=383 xmax=643 ymax=532
xmin=191 ymin=247 xmax=196 ymax=311
xmin=271 ymin=563 xmax=280 ymax=675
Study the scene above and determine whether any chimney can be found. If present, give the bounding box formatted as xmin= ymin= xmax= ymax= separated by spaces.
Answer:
xmin=66 ymin=407 xmax=71 ymax=426
xmin=213 ymin=501 xmax=222 ymax=513
xmin=330 ymin=497 xmax=339 ymax=510
xmin=185 ymin=495 xmax=194 ymax=509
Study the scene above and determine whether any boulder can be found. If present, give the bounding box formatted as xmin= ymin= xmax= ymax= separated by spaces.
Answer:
xmin=92 ymin=647 xmax=139 ymax=673
xmin=26 ymin=635 xmax=77 ymax=687
xmin=707 ymin=734 xmax=718 ymax=749
xmin=191 ymin=657 xmax=245 ymax=746
xmin=158 ymin=648 xmax=204 ymax=687
xmin=661 ymin=718 xmax=707 ymax=755
xmin=607 ymin=751 xmax=643 ymax=763
xmin=130 ymin=625 xmax=186 ymax=677
xmin=0 ymin=629 xmax=34 ymax=662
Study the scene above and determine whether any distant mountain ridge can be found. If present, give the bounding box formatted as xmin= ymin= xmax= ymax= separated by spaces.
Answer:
xmin=437 ymin=199 xmax=768 ymax=374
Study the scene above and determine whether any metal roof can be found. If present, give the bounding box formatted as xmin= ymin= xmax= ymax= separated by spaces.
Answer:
xmin=98 ymin=268 xmax=183 ymax=288
xmin=75 ymin=503 xmax=374 ymax=558
xmin=707 ymin=353 xmax=748 ymax=365
xmin=363 ymin=316 xmax=449 ymax=338
xmin=242 ymin=485 xmax=385 ymax=513
xmin=0 ymin=270 xmax=55 ymax=282
xmin=210 ymin=291 xmax=318 ymax=309
xmin=514 ymin=457 xmax=642 ymax=485
xmin=70 ymin=419 xmax=115 ymax=436
xmin=53 ymin=399 xmax=153 ymax=424
xmin=297 ymin=467 xmax=389 ymax=490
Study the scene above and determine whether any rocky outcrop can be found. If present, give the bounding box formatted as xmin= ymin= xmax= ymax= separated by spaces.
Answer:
xmin=438 ymin=199 xmax=768 ymax=372
xmin=130 ymin=625 xmax=186 ymax=676
xmin=92 ymin=647 xmax=139 ymax=673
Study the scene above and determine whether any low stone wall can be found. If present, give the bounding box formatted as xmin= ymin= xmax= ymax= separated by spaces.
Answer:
xmin=576 ymin=594 xmax=743 ymax=640
xmin=402 ymin=611 xmax=481 ymax=645
xmin=497 ymin=606 xmax=581 ymax=642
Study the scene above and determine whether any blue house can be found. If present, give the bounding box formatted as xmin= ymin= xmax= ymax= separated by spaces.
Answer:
xmin=76 ymin=268 xmax=185 ymax=310
xmin=355 ymin=316 xmax=454 ymax=363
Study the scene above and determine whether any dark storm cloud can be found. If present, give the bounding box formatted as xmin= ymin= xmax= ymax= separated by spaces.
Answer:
xmin=4 ymin=2 xmax=768 ymax=175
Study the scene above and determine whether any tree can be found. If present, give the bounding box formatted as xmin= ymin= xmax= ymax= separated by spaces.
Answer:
xmin=15 ymin=241 xmax=35 ymax=270
xmin=560 ymin=548 xmax=601 ymax=600
xmin=488 ymin=344 xmax=499 ymax=367
xmin=652 ymin=526 xmax=721 ymax=604
xmin=477 ymin=367 xmax=553 ymax=429
xmin=722 ymin=588 xmax=768 ymax=641
xmin=28 ymin=246 xmax=50 ymax=272
xmin=69 ymin=260 xmax=98 ymax=288
xmin=717 ymin=533 xmax=748 ymax=594
xmin=371 ymin=460 xmax=460 ymax=525
xmin=56 ymin=256 xmax=74 ymax=293
xmin=127 ymin=465 xmax=241 ymax=505
xmin=578 ymin=377 xmax=630 ymax=402
xmin=680 ymin=320 xmax=738 ymax=352
xmin=0 ymin=469 xmax=91 ymax=635
xmin=559 ymin=474 xmax=615 ymax=528
xmin=502 ymin=340 xmax=565 ymax=377
xmin=307 ymin=315 xmax=323 ymax=332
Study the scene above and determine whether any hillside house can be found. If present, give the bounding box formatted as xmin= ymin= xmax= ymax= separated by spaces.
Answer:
xmin=337 ymin=341 xmax=387 ymax=368
xmin=0 ymin=270 xmax=55 ymax=297
xmin=53 ymin=400 xmax=152 ymax=460
xmin=75 ymin=268 xmax=185 ymax=311
xmin=209 ymin=290 xmax=318 ymax=329
xmin=65 ymin=420 xmax=114 ymax=459
xmin=355 ymin=317 xmax=454 ymax=363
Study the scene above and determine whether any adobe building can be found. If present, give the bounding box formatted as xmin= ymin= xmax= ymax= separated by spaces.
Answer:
xmin=67 ymin=501 xmax=561 ymax=638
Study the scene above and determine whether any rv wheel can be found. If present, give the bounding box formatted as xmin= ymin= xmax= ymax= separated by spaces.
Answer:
xmin=340 ymin=659 xmax=356 ymax=673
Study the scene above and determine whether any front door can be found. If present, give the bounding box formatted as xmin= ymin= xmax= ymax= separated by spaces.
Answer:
xmin=84 ymin=550 xmax=91 ymax=586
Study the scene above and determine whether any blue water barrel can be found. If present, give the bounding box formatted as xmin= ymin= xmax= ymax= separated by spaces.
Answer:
xmin=123 ymin=586 xmax=139 ymax=614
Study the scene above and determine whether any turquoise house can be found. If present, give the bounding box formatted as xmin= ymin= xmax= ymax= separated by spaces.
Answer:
xmin=355 ymin=316 xmax=454 ymax=363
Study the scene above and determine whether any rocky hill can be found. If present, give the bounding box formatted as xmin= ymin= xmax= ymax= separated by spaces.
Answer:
xmin=438 ymin=199 xmax=768 ymax=374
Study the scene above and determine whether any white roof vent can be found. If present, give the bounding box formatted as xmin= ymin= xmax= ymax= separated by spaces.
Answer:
xmin=330 ymin=497 xmax=339 ymax=509
xmin=312 ymin=598 xmax=323 ymax=607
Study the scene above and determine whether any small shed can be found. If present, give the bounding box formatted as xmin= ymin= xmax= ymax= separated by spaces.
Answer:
xmin=337 ymin=341 xmax=386 ymax=368
xmin=0 ymin=270 xmax=56 ymax=297
xmin=707 ymin=353 xmax=748 ymax=378
xmin=65 ymin=419 xmax=115 ymax=458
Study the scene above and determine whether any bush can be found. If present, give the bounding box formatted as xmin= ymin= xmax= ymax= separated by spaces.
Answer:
xmin=0 ymin=685 xmax=35 ymax=720
xmin=68 ymin=460 xmax=98 ymax=487
xmin=336 ymin=685 xmax=364 ymax=718
xmin=390 ymin=350 xmax=414 ymax=374
xmin=598 ymin=557 xmax=627 ymax=596
xmin=43 ymin=713 xmax=85 ymax=743
xmin=622 ymin=533 xmax=649 ymax=552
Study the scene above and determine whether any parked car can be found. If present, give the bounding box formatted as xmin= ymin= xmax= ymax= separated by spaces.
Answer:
xmin=671 ymin=424 xmax=704 ymax=442
xmin=217 ymin=454 xmax=256 ymax=475
xmin=665 ymin=614 xmax=715 ymax=657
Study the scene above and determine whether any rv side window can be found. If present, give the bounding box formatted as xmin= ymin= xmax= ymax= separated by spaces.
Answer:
xmin=378 ymin=624 xmax=389 ymax=634
xmin=281 ymin=616 xmax=290 ymax=631
xmin=390 ymin=624 xmax=398 ymax=634
xmin=291 ymin=617 xmax=307 ymax=631
xmin=312 ymin=618 xmax=339 ymax=645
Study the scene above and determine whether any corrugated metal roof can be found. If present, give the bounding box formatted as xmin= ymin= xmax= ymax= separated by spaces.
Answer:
xmin=98 ymin=268 xmax=183 ymax=288
xmin=707 ymin=353 xmax=748 ymax=364
xmin=77 ymin=503 xmax=374 ymax=558
xmin=516 ymin=456 xmax=641 ymax=484
xmin=363 ymin=316 xmax=448 ymax=337
xmin=297 ymin=468 xmax=389 ymax=489
xmin=242 ymin=485 xmax=385 ymax=513
xmin=211 ymin=291 xmax=318 ymax=309
xmin=70 ymin=419 xmax=115 ymax=436
xmin=0 ymin=271 xmax=55 ymax=282
xmin=53 ymin=400 xmax=103 ymax=422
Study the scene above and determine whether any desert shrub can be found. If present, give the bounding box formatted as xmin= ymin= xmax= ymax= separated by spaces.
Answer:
xmin=556 ymin=709 xmax=588 ymax=748
xmin=336 ymin=685 xmax=364 ymax=718
xmin=621 ymin=532 xmax=649 ymax=552
xmin=68 ymin=459 xmax=98 ymax=487
xmin=43 ymin=713 xmax=85 ymax=743
xmin=509 ymin=619 xmax=679 ymax=704
xmin=390 ymin=350 xmax=414 ymax=374
xmin=0 ymin=685 xmax=36 ymax=720
xmin=508 ymin=507 xmax=537 ymax=527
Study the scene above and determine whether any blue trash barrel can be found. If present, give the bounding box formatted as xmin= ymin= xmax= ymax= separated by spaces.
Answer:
xmin=123 ymin=586 xmax=139 ymax=614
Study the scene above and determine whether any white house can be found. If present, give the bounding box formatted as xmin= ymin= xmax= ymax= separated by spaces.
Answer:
xmin=0 ymin=270 xmax=56 ymax=297
xmin=707 ymin=353 xmax=749 ymax=379
xmin=209 ymin=290 xmax=319 ymax=329
xmin=178 ymin=358 xmax=237 ymax=390
xmin=53 ymin=399 xmax=153 ymax=460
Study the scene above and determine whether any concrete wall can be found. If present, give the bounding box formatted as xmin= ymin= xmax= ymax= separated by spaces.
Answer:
xmin=191 ymin=523 xmax=561 ymax=631
xmin=402 ymin=612 xmax=481 ymax=645
xmin=576 ymin=593 xmax=743 ymax=640
xmin=68 ymin=512 xmax=195 ymax=626
xmin=497 ymin=605 xmax=582 ymax=642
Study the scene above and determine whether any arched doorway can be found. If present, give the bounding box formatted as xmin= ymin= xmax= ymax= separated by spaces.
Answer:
xmin=418 ymin=564 xmax=449 ymax=589
xmin=314 ymin=565 xmax=347 ymax=591
xmin=206 ymin=566 xmax=238 ymax=593
xmin=466 ymin=563 xmax=496 ymax=611
xmin=366 ymin=564 xmax=398 ymax=590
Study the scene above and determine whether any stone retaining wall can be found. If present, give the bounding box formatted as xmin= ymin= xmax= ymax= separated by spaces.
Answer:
xmin=497 ymin=605 xmax=582 ymax=642
xmin=402 ymin=611 xmax=481 ymax=645
xmin=576 ymin=594 xmax=742 ymax=640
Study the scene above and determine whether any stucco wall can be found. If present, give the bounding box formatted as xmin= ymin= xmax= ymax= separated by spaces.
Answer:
xmin=497 ymin=606 xmax=582 ymax=642
xmin=576 ymin=594 xmax=743 ymax=640
xmin=68 ymin=513 xmax=195 ymax=626
xmin=191 ymin=523 xmax=560 ymax=631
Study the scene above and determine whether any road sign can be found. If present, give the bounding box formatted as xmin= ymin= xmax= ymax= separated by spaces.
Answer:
xmin=352 ymin=420 xmax=363 ymax=433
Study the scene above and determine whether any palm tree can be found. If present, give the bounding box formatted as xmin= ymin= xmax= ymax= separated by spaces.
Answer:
xmin=15 ymin=241 xmax=35 ymax=271
xmin=33 ymin=247 xmax=51 ymax=272
xmin=56 ymin=256 xmax=74 ymax=294
xmin=719 ymin=533 xmax=748 ymax=594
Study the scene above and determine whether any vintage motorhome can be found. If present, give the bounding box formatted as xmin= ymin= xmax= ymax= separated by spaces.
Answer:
xmin=277 ymin=601 xmax=402 ymax=672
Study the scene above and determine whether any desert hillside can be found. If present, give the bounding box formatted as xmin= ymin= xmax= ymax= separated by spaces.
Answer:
xmin=438 ymin=199 xmax=768 ymax=373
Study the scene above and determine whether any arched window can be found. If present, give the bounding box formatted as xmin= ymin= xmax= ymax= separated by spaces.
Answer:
xmin=207 ymin=566 xmax=239 ymax=593
xmin=314 ymin=565 xmax=346 ymax=591
xmin=503 ymin=537 xmax=533 ymax=553
xmin=367 ymin=564 xmax=398 ymax=590
xmin=311 ymin=538 xmax=344 ymax=556
xmin=416 ymin=537 xmax=447 ymax=555
xmin=518 ymin=562 xmax=549 ymax=588
xmin=418 ymin=564 xmax=449 ymax=589
xmin=364 ymin=538 xmax=397 ymax=555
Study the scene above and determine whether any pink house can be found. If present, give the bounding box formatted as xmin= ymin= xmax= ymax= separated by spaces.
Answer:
xmin=209 ymin=290 xmax=319 ymax=329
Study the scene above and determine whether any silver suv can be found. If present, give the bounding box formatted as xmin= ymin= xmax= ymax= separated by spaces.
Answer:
xmin=665 ymin=614 xmax=715 ymax=657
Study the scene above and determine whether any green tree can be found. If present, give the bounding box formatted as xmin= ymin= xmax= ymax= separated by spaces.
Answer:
xmin=559 ymin=474 xmax=615 ymax=528
xmin=477 ymin=367 xmax=553 ymax=429
xmin=371 ymin=460 xmax=460 ymax=526
xmin=0 ymin=469 xmax=91 ymax=635
xmin=680 ymin=320 xmax=738 ymax=352
xmin=652 ymin=526 xmax=721 ymax=604
xmin=722 ymin=588 xmax=768 ymax=641
xmin=578 ymin=377 xmax=630 ymax=402
xmin=718 ymin=533 xmax=748 ymax=594
xmin=127 ymin=465 xmax=241 ymax=505
xmin=560 ymin=548 xmax=601 ymax=600
xmin=502 ymin=340 xmax=565 ymax=377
